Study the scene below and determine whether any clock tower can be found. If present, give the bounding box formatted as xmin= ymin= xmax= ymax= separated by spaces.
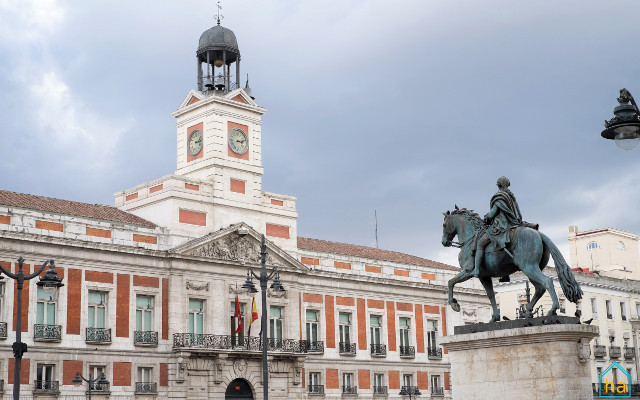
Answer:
xmin=115 ymin=19 xmax=298 ymax=251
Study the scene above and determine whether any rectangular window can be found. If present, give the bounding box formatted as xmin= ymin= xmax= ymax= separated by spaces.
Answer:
xmin=374 ymin=374 xmax=384 ymax=390
xmin=399 ymin=317 xmax=411 ymax=348
xmin=306 ymin=310 xmax=318 ymax=343
xmin=370 ymin=315 xmax=381 ymax=345
xmin=342 ymin=373 xmax=354 ymax=390
xmin=88 ymin=291 xmax=107 ymax=328
xmin=89 ymin=365 xmax=106 ymax=391
xmin=636 ymin=303 xmax=640 ymax=319
xmin=230 ymin=302 xmax=246 ymax=346
xmin=136 ymin=295 xmax=154 ymax=332
xmin=309 ymin=372 xmax=321 ymax=393
xmin=0 ymin=282 xmax=4 ymax=321
xmin=591 ymin=298 xmax=598 ymax=319
xmin=431 ymin=375 xmax=440 ymax=389
xmin=427 ymin=320 xmax=438 ymax=349
xmin=339 ymin=313 xmax=351 ymax=344
xmin=138 ymin=367 xmax=152 ymax=383
xmin=606 ymin=300 xmax=613 ymax=319
xmin=36 ymin=286 xmax=57 ymax=325
xmin=269 ymin=306 xmax=283 ymax=343
xmin=36 ymin=364 xmax=55 ymax=391
xmin=621 ymin=302 xmax=627 ymax=321
xmin=403 ymin=374 xmax=413 ymax=387
xmin=188 ymin=299 xmax=204 ymax=335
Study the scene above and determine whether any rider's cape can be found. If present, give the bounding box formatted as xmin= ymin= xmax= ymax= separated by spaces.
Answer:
xmin=487 ymin=191 xmax=522 ymax=251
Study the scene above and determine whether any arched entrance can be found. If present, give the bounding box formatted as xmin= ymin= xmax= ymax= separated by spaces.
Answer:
xmin=225 ymin=378 xmax=254 ymax=399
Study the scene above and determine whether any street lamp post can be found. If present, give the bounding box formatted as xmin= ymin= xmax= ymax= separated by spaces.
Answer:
xmin=72 ymin=371 xmax=109 ymax=400
xmin=601 ymin=88 xmax=640 ymax=150
xmin=0 ymin=256 xmax=63 ymax=400
xmin=241 ymin=234 xmax=285 ymax=400
xmin=399 ymin=385 xmax=422 ymax=399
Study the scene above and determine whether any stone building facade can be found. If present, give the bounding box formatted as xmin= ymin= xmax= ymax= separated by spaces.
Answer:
xmin=0 ymin=19 xmax=491 ymax=400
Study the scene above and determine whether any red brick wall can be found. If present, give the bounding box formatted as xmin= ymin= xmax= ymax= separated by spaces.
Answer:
xmin=301 ymin=257 xmax=319 ymax=265
xmin=367 ymin=299 xmax=384 ymax=309
xmin=326 ymin=369 xmax=338 ymax=389
xmin=334 ymin=261 xmax=351 ymax=270
xmin=35 ymin=220 xmax=63 ymax=231
xmin=179 ymin=209 xmax=207 ymax=226
xmin=357 ymin=298 xmax=366 ymax=350
xmin=63 ymin=360 xmax=82 ymax=385
xmin=418 ymin=371 xmax=428 ymax=390
xmin=424 ymin=305 xmax=440 ymax=314
xmin=189 ymin=96 xmax=200 ymax=104
xmin=133 ymin=275 xmax=159 ymax=288
xmin=358 ymin=369 xmax=370 ymax=389
xmin=149 ymin=184 xmax=163 ymax=193
xmin=415 ymin=304 xmax=424 ymax=353
xmin=444 ymin=372 xmax=450 ymax=390
xmin=8 ymin=358 xmax=29 ymax=384
xmin=116 ymin=274 xmax=130 ymax=338
xmin=133 ymin=234 xmax=157 ymax=244
xmin=389 ymin=370 xmax=400 ymax=390
xmin=230 ymin=179 xmax=246 ymax=194
xmin=113 ymin=362 xmax=131 ymax=386
xmin=266 ymin=223 xmax=289 ymax=239
xmin=365 ymin=265 xmax=381 ymax=273
xmin=185 ymin=183 xmax=199 ymax=191
xmin=228 ymin=121 xmax=249 ymax=160
xmin=386 ymin=301 xmax=396 ymax=352
xmin=86 ymin=227 xmax=111 ymax=238
xmin=231 ymin=94 xmax=246 ymax=103
xmin=187 ymin=122 xmax=204 ymax=162
xmin=0 ymin=215 xmax=10 ymax=224
xmin=125 ymin=192 xmax=138 ymax=201
xmin=13 ymin=262 xmax=30 ymax=331
xmin=441 ymin=306 xmax=448 ymax=354
xmin=303 ymin=293 xmax=323 ymax=303
xmin=336 ymin=296 xmax=354 ymax=306
xmin=160 ymin=363 xmax=168 ymax=386
xmin=270 ymin=199 xmax=283 ymax=206
xmin=422 ymin=272 xmax=436 ymax=280
xmin=67 ymin=268 xmax=82 ymax=335
xmin=325 ymin=295 xmax=335 ymax=348
xmin=162 ymin=278 xmax=169 ymax=340
xmin=394 ymin=268 xmax=409 ymax=277
xmin=397 ymin=302 xmax=412 ymax=312
xmin=85 ymin=271 xmax=113 ymax=284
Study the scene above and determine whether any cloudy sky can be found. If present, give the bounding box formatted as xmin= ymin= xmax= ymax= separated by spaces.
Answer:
xmin=1 ymin=0 xmax=640 ymax=266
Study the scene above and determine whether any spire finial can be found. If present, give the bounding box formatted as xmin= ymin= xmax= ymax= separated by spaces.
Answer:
xmin=245 ymin=74 xmax=250 ymax=87
xmin=215 ymin=1 xmax=224 ymax=25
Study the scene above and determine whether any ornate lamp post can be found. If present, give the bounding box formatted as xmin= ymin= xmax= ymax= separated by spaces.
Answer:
xmin=241 ymin=234 xmax=285 ymax=400
xmin=0 ymin=257 xmax=63 ymax=400
xmin=72 ymin=371 xmax=109 ymax=399
xmin=399 ymin=385 xmax=421 ymax=399
xmin=601 ymin=88 xmax=640 ymax=150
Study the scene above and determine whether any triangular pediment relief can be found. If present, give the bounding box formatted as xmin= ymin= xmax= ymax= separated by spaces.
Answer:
xmin=170 ymin=223 xmax=307 ymax=272
xmin=224 ymin=88 xmax=257 ymax=107
xmin=177 ymin=89 xmax=206 ymax=110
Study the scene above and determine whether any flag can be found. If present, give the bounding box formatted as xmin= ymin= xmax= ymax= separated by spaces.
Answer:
xmin=249 ymin=297 xmax=259 ymax=328
xmin=232 ymin=293 xmax=243 ymax=334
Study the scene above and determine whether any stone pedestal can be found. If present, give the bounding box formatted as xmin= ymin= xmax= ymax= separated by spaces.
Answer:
xmin=440 ymin=322 xmax=598 ymax=400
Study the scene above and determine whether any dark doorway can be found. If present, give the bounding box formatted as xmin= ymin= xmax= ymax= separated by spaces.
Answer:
xmin=225 ymin=378 xmax=254 ymax=399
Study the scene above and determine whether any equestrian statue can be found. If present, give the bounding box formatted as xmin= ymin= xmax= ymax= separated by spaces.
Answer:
xmin=441 ymin=176 xmax=582 ymax=322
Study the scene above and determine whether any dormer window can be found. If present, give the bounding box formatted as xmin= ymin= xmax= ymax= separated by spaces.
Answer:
xmin=587 ymin=242 xmax=599 ymax=251
xmin=618 ymin=241 xmax=626 ymax=250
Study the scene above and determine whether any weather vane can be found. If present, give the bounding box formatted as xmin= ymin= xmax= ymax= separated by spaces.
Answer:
xmin=215 ymin=1 xmax=224 ymax=25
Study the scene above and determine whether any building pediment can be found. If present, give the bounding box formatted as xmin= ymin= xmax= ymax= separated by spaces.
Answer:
xmin=171 ymin=223 xmax=306 ymax=271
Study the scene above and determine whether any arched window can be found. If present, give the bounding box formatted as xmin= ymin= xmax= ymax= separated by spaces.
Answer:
xmin=618 ymin=241 xmax=626 ymax=251
xmin=587 ymin=242 xmax=599 ymax=251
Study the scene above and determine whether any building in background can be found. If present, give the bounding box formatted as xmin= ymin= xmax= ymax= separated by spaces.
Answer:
xmin=0 ymin=18 xmax=490 ymax=399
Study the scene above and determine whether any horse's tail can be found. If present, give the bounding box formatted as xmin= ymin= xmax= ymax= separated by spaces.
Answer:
xmin=540 ymin=232 xmax=583 ymax=303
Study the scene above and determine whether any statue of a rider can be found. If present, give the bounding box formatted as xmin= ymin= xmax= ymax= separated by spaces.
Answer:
xmin=469 ymin=176 xmax=537 ymax=278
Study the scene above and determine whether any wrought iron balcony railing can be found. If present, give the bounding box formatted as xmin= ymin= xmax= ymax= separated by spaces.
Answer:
xmin=373 ymin=385 xmax=388 ymax=394
xmin=34 ymin=324 xmax=62 ymax=341
xmin=610 ymin=346 xmax=622 ymax=358
xmin=172 ymin=333 xmax=307 ymax=353
xmin=432 ymin=386 xmax=445 ymax=396
xmin=0 ymin=322 xmax=6 ymax=339
xmin=308 ymin=384 xmax=324 ymax=394
xmin=33 ymin=380 xmax=59 ymax=393
xmin=89 ymin=381 xmax=110 ymax=392
xmin=342 ymin=385 xmax=357 ymax=394
xmin=135 ymin=382 xmax=157 ymax=394
xmin=339 ymin=341 xmax=357 ymax=355
xmin=428 ymin=346 xmax=443 ymax=359
xmin=625 ymin=346 xmax=635 ymax=359
xmin=607 ymin=313 xmax=613 ymax=319
xmin=370 ymin=343 xmax=387 ymax=356
xmin=593 ymin=345 xmax=607 ymax=358
xmin=0 ymin=379 xmax=4 ymax=393
xmin=301 ymin=340 xmax=324 ymax=353
xmin=86 ymin=327 xmax=111 ymax=343
xmin=400 ymin=345 xmax=415 ymax=357
xmin=134 ymin=330 xmax=158 ymax=346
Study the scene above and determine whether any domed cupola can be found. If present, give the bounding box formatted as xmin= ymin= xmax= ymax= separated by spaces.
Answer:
xmin=196 ymin=6 xmax=241 ymax=93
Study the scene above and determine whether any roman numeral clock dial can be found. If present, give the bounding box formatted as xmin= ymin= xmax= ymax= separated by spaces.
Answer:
xmin=187 ymin=129 xmax=203 ymax=156
xmin=228 ymin=127 xmax=248 ymax=155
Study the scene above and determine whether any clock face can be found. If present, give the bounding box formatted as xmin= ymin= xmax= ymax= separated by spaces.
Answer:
xmin=228 ymin=128 xmax=249 ymax=155
xmin=188 ymin=129 xmax=203 ymax=156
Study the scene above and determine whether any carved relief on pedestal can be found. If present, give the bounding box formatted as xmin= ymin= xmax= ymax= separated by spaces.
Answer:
xmin=578 ymin=338 xmax=591 ymax=363
xmin=462 ymin=307 xmax=477 ymax=323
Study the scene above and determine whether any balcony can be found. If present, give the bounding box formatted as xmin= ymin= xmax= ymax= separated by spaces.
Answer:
xmin=400 ymin=345 xmax=415 ymax=358
xmin=373 ymin=385 xmax=388 ymax=395
xmin=134 ymin=330 xmax=158 ymax=346
xmin=88 ymin=381 xmax=110 ymax=393
xmin=0 ymin=322 xmax=6 ymax=339
xmin=135 ymin=382 xmax=157 ymax=394
xmin=308 ymin=384 xmax=325 ymax=394
xmin=610 ymin=346 xmax=622 ymax=358
xmin=33 ymin=380 xmax=59 ymax=394
xmin=432 ymin=386 xmax=445 ymax=396
xmin=301 ymin=340 xmax=324 ymax=353
xmin=339 ymin=342 xmax=357 ymax=355
xmin=0 ymin=379 xmax=4 ymax=393
xmin=593 ymin=345 xmax=607 ymax=358
xmin=86 ymin=327 xmax=111 ymax=343
xmin=342 ymin=385 xmax=357 ymax=395
xmin=607 ymin=313 xmax=613 ymax=319
xmin=625 ymin=347 xmax=635 ymax=359
xmin=34 ymin=324 xmax=62 ymax=342
xmin=428 ymin=346 xmax=443 ymax=360
xmin=370 ymin=343 xmax=387 ymax=357
xmin=172 ymin=333 xmax=308 ymax=353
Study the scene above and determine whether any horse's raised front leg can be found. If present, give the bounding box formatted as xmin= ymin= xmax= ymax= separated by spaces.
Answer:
xmin=448 ymin=271 xmax=471 ymax=312
xmin=525 ymin=279 xmax=546 ymax=318
xmin=479 ymin=277 xmax=500 ymax=322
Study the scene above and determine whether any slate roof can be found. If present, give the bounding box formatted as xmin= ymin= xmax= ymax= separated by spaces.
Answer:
xmin=0 ymin=190 xmax=157 ymax=228
xmin=297 ymin=236 xmax=459 ymax=271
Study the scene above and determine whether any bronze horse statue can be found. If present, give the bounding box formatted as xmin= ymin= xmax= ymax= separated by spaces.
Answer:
xmin=441 ymin=207 xmax=582 ymax=322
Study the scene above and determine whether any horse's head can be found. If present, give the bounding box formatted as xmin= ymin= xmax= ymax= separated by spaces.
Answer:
xmin=442 ymin=205 xmax=481 ymax=247
xmin=442 ymin=209 xmax=456 ymax=247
